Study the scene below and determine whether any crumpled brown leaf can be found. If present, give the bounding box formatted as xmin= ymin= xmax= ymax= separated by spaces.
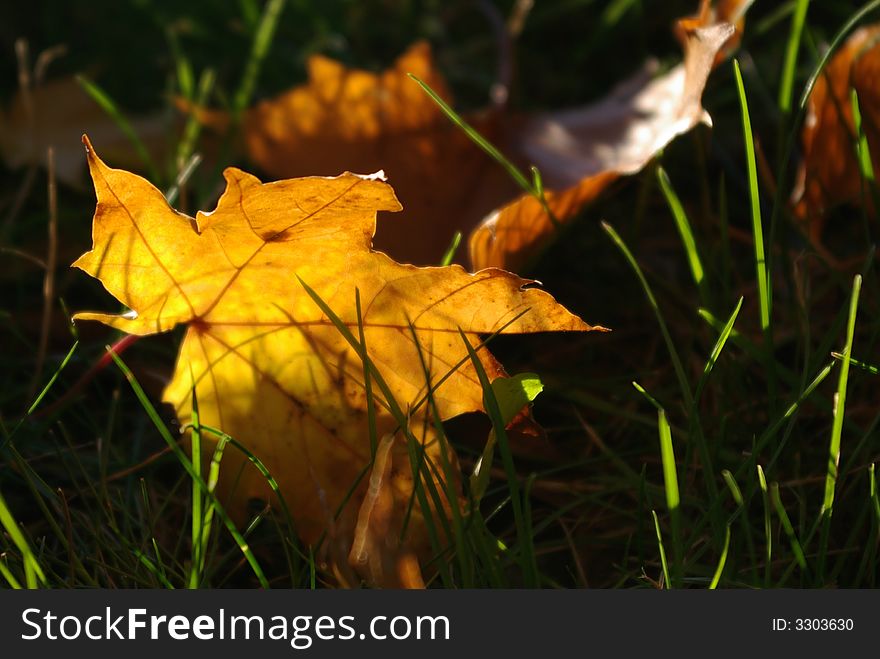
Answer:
xmin=468 ymin=17 xmax=738 ymax=271
xmin=792 ymin=24 xmax=880 ymax=245
xmin=675 ymin=0 xmax=750 ymax=64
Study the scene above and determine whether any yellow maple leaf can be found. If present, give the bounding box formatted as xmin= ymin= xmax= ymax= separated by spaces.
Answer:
xmin=72 ymin=136 xmax=601 ymax=586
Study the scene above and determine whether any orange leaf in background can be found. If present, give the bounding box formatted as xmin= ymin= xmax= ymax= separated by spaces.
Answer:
xmin=72 ymin=137 xmax=601 ymax=586
xmin=468 ymin=18 xmax=738 ymax=271
xmin=184 ymin=1 xmax=746 ymax=272
xmin=792 ymin=25 xmax=880 ymax=246
xmin=187 ymin=42 xmax=516 ymax=266
xmin=0 ymin=77 xmax=164 ymax=187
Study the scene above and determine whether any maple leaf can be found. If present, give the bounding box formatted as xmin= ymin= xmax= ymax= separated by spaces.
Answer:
xmin=72 ymin=136 xmax=601 ymax=586
xmin=468 ymin=10 xmax=742 ymax=271
xmin=792 ymin=24 xmax=880 ymax=249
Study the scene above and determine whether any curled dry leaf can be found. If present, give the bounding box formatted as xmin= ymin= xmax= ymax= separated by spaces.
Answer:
xmin=72 ymin=137 xmax=601 ymax=586
xmin=674 ymin=0 xmax=751 ymax=65
xmin=792 ymin=25 xmax=880 ymax=245
xmin=0 ymin=76 xmax=165 ymax=187
xmin=185 ymin=42 xmax=517 ymax=266
xmin=468 ymin=17 xmax=738 ymax=271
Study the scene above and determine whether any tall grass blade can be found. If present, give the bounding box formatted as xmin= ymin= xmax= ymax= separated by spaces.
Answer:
xmin=771 ymin=483 xmax=808 ymax=573
xmin=757 ymin=465 xmax=772 ymax=586
xmin=721 ymin=470 xmax=744 ymax=508
xmin=233 ymin=0 xmax=286 ymax=119
xmin=870 ymin=463 xmax=880 ymax=523
xmin=632 ymin=383 xmax=682 ymax=587
xmin=823 ymin=275 xmax=862 ymax=515
xmin=0 ymin=488 xmax=46 ymax=588
xmin=76 ymin=76 xmax=160 ymax=182
xmin=603 ymin=222 xmax=692 ymax=406
xmin=695 ymin=297 xmax=743 ymax=403
xmin=108 ymin=350 xmax=270 ymax=588
xmin=657 ymin=166 xmax=706 ymax=298
xmin=188 ymin=384 xmax=203 ymax=589
xmin=651 ymin=510 xmax=670 ymax=589
xmin=409 ymin=75 xmax=533 ymax=195
xmin=0 ymin=556 xmax=22 ymax=589
xmin=778 ymin=0 xmax=811 ymax=114
xmin=460 ymin=330 xmax=539 ymax=587
xmin=851 ymin=90 xmax=876 ymax=182
xmin=831 ymin=352 xmax=878 ymax=375
xmin=440 ymin=231 xmax=462 ymax=267
xmin=818 ymin=275 xmax=861 ymax=581
xmin=733 ymin=59 xmax=776 ymax=411
xmin=709 ymin=525 xmax=731 ymax=589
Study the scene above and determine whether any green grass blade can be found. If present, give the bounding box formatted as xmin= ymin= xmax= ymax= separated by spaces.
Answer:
xmin=0 ymin=488 xmax=46 ymax=588
xmin=460 ymin=329 xmax=539 ymax=587
xmin=133 ymin=549 xmax=176 ymax=589
xmin=831 ymin=352 xmax=878 ymax=375
xmin=771 ymin=483 xmax=808 ymax=573
xmin=797 ymin=2 xmax=880 ymax=114
xmin=232 ymin=0 xmax=286 ymax=119
xmin=603 ymin=221 xmax=692 ymax=407
xmin=757 ymin=465 xmax=772 ymax=587
xmin=778 ymin=0 xmax=811 ymax=114
xmin=76 ymin=76 xmax=160 ymax=182
xmin=651 ymin=510 xmax=670 ymax=589
xmin=709 ymin=525 xmax=731 ymax=589
xmin=657 ymin=166 xmax=706 ymax=297
xmin=198 ymin=424 xmax=304 ymax=574
xmin=721 ymin=470 xmax=744 ymax=508
xmin=657 ymin=406 xmax=682 ymax=587
xmin=632 ymin=383 xmax=682 ymax=587
xmin=851 ymin=90 xmax=876 ymax=182
xmin=177 ymin=68 xmax=215 ymax=163
xmin=870 ymin=464 xmax=880 ymax=523
xmin=823 ymin=274 xmax=862 ymax=515
xmin=695 ymin=297 xmax=743 ymax=403
xmin=108 ymin=350 xmax=269 ymax=588
xmin=0 ymin=556 xmax=22 ymax=589
xmin=440 ymin=231 xmax=462 ymax=267
xmin=25 ymin=341 xmax=78 ymax=416
xmin=138 ymin=478 xmax=170 ymax=587
xmin=296 ymin=278 xmax=454 ymax=585
xmin=188 ymin=384 xmax=203 ymax=589
xmin=733 ymin=60 xmax=771 ymax=333
xmin=409 ymin=74 xmax=533 ymax=195
xmin=3 ymin=341 xmax=79 ymax=449
xmin=817 ymin=275 xmax=862 ymax=582
xmin=408 ymin=322 xmax=471 ymax=586
xmin=355 ymin=289 xmax=379 ymax=459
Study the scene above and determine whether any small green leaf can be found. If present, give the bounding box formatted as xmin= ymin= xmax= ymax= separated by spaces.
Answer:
xmin=490 ymin=373 xmax=544 ymax=426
